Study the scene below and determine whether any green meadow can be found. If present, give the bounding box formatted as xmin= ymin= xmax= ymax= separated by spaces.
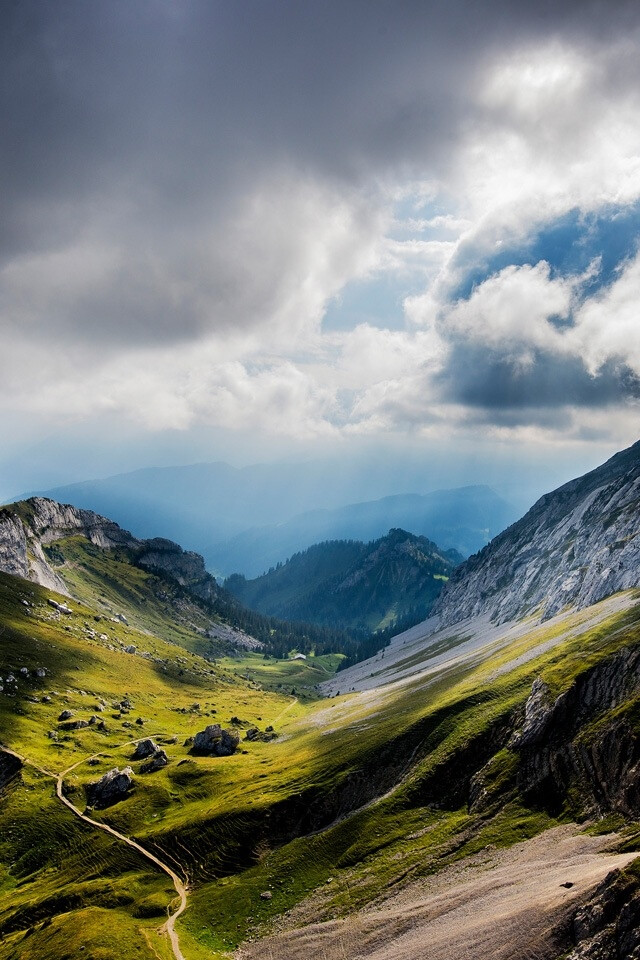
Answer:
xmin=1 ymin=536 xmax=640 ymax=959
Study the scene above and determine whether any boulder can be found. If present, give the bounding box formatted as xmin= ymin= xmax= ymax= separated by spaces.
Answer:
xmin=192 ymin=724 xmax=239 ymax=757
xmin=60 ymin=719 xmax=89 ymax=730
xmin=245 ymin=726 xmax=278 ymax=743
xmin=132 ymin=738 xmax=158 ymax=760
xmin=86 ymin=766 xmax=134 ymax=808
xmin=58 ymin=709 xmax=73 ymax=721
xmin=140 ymin=749 xmax=169 ymax=773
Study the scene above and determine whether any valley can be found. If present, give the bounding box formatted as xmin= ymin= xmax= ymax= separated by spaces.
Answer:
xmin=1 ymin=440 xmax=640 ymax=960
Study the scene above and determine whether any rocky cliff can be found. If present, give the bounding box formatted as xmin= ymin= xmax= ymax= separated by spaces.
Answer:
xmin=0 ymin=497 xmax=218 ymax=601
xmin=433 ymin=439 xmax=640 ymax=626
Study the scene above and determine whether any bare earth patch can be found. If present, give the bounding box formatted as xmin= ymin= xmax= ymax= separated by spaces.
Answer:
xmin=236 ymin=826 xmax=638 ymax=960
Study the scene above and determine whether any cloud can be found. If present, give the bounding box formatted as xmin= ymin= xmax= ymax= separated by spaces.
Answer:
xmin=2 ymin=0 xmax=640 ymax=465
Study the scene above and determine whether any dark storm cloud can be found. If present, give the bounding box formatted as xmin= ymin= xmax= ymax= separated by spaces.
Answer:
xmin=2 ymin=0 xmax=640 ymax=347
xmin=438 ymin=344 xmax=640 ymax=414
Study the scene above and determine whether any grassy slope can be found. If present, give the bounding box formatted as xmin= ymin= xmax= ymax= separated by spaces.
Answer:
xmin=1 ymin=533 xmax=640 ymax=959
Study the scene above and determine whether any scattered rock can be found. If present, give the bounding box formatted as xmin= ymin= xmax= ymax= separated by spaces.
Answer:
xmin=58 ymin=709 xmax=73 ymax=721
xmin=192 ymin=724 xmax=239 ymax=757
xmin=132 ymin=738 xmax=158 ymax=760
xmin=135 ymin=717 xmax=144 ymax=725
xmin=60 ymin=719 xmax=90 ymax=730
xmin=245 ymin=726 xmax=278 ymax=743
xmin=124 ymin=645 xmax=136 ymax=654
xmin=47 ymin=598 xmax=72 ymax=614
xmin=140 ymin=749 xmax=169 ymax=773
xmin=260 ymin=891 xmax=272 ymax=901
xmin=87 ymin=757 xmax=101 ymax=766
xmin=86 ymin=767 xmax=134 ymax=808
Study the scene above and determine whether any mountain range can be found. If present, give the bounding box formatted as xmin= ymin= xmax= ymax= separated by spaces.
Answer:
xmin=23 ymin=465 xmax=517 ymax=577
xmin=0 ymin=440 xmax=640 ymax=960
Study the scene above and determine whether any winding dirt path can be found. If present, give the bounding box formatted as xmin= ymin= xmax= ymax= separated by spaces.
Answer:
xmin=1 ymin=739 xmax=188 ymax=960
xmin=273 ymin=695 xmax=298 ymax=727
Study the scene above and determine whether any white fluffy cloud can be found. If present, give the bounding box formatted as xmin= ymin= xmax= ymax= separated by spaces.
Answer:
xmin=2 ymin=7 xmax=640 ymax=465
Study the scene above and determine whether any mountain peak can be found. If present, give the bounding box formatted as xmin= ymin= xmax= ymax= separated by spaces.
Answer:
xmin=434 ymin=438 xmax=640 ymax=626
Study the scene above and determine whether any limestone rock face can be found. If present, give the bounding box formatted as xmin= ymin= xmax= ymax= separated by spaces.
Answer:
xmin=0 ymin=497 xmax=221 ymax=605
xmin=0 ymin=498 xmax=135 ymax=595
xmin=192 ymin=724 xmax=239 ymax=756
xmin=434 ymin=439 xmax=640 ymax=627
xmin=514 ymin=646 xmax=640 ymax=818
xmin=512 ymin=678 xmax=553 ymax=748
xmin=134 ymin=538 xmax=216 ymax=602
xmin=86 ymin=767 xmax=134 ymax=808
xmin=0 ymin=497 xmax=263 ymax=653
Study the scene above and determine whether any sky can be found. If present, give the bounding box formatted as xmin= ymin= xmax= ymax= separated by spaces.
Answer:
xmin=2 ymin=0 xmax=640 ymax=503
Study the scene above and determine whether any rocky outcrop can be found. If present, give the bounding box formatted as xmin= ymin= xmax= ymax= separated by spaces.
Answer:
xmin=133 ymin=538 xmax=216 ymax=601
xmin=564 ymin=868 xmax=640 ymax=959
xmin=0 ymin=498 xmax=136 ymax=595
xmin=86 ymin=767 xmax=134 ymax=808
xmin=434 ymin=439 xmax=640 ymax=626
xmin=514 ymin=648 xmax=640 ymax=817
xmin=191 ymin=724 xmax=239 ymax=756
xmin=512 ymin=677 xmax=553 ymax=748
xmin=0 ymin=496 xmax=222 ymax=605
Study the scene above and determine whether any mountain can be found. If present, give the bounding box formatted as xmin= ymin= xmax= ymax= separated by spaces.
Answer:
xmin=23 ymin=461 xmax=316 ymax=552
xmin=214 ymin=485 xmax=515 ymax=577
xmin=1 ymin=490 xmax=640 ymax=959
xmin=0 ymin=497 xmax=356 ymax=659
xmin=434 ymin=438 xmax=640 ymax=627
xmin=1 ymin=451 xmax=640 ymax=960
xmin=225 ymin=529 xmax=463 ymax=633
xmin=23 ymin=466 xmax=516 ymax=578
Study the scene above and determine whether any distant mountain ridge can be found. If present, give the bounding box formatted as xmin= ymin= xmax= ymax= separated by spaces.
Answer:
xmin=215 ymin=485 xmax=515 ymax=577
xmin=226 ymin=528 xmax=463 ymax=633
xmin=434 ymin=438 xmax=640 ymax=626
xmin=22 ymin=466 xmax=517 ymax=578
